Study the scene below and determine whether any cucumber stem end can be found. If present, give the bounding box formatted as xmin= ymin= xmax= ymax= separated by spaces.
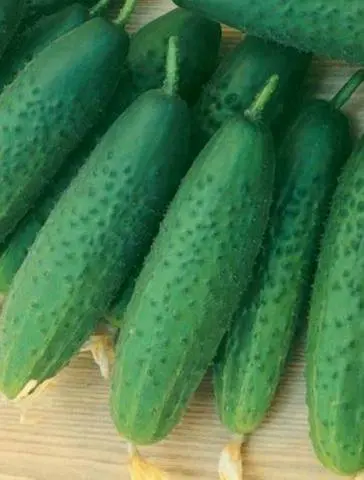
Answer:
xmin=114 ymin=0 xmax=138 ymax=26
xmin=163 ymin=36 xmax=180 ymax=97
xmin=331 ymin=69 xmax=364 ymax=109
xmin=244 ymin=74 xmax=279 ymax=123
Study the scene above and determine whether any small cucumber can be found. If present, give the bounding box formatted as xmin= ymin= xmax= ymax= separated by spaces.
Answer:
xmin=213 ymin=72 xmax=363 ymax=468
xmin=173 ymin=0 xmax=364 ymax=64
xmin=0 ymin=15 xmax=130 ymax=244
xmin=306 ymin=94 xmax=364 ymax=475
xmin=192 ymin=34 xmax=311 ymax=154
xmin=0 ymin=0 xmax=26 ymax=59
xmin=0 ymin=37 xmax=191 ymax=400
xmin=0 ymin=4 xmax=90 ymax=92
xmin=110 ymin=77 xmax=276 ymax=446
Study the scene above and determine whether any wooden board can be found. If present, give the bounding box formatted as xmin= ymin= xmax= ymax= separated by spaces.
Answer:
xmin=1 ymin=1 xmax=364 ymax=479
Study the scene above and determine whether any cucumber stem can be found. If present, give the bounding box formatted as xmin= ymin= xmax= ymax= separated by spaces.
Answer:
xmin=163 ymin=36 xmax=179 ymax=97
xmin=114 ymin=0 xmax=138 ymax=26
xmin=218 ymin=435 xmax=245 ymax=480
xmin=89 ymin=0 xmax=110 ymax=17
xmin=127 ymin=443 xmax=168 ymax=479
xmin=244 ymin=74 xmax=279 ymax=123
xmin=331 ymin=69 xmax=364 ymax=109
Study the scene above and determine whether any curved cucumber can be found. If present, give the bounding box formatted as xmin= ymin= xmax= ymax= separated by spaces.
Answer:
xmin=0 ymin=40 xmax=191 ymax=400
xmin=213 ymin=72 xmax=364 ymax=444
xmin=0 ymin=0 xmax=25 ymax=59
xmin=306 ymin=80 xmax=364 ymax=475
xmin=192 ymin=34 xmax=311 ymax=154
xmin=173 ymin=0 xmax=364 ymax=64
xmin=0 ymin=17 xmax=129 ymax=244
xmin=110 ymin=79 xmax=276 ymax=446
xmin=0 ymin=4 xmax=90 ymax=92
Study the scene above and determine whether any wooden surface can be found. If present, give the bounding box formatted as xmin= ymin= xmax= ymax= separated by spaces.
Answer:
xmin=1 ymin=1 xmax=364 ymax=479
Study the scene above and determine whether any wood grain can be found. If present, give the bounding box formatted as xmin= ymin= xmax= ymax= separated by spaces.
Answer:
xmin=1 ymin=1 xmax=363 ymax=479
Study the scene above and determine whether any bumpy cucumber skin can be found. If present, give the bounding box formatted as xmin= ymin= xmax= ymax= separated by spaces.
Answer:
xmin=306 ymin=140 xmax=364 ymax=475
xmin=213 ymin=100 xmax=353 ymax=437
xmin=127 ymin=8 xmax=221 ymax=105
xmin=0 ymin=4 xmax=89 ymax=92
xmin=173 ymin=0 xmax=364 ymax=64
xmin=110 ymin=116 xmax=274 ymax=445
xmin=192 ymin=35 xmax=311 ymax=154
xmin=0 ymin=143 xmax=90 ymax=293
xmin=0 ymin=89 xmax=191 ymax=400
xmin=0 ymin=0 xmax=25 ymax=59
xmin=0 ymin=18 xmax=128 ymax=244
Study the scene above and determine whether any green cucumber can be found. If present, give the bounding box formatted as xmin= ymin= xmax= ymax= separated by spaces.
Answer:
xmin=306 ymin=103 xmax=364 ymax=475
xmin=173 ymin=0 xmax=364 ymax=64
xmin=0 ymin=3 xmax=90 ymax=93
xmin=191 ymin=34 xmax=311 ymax=154
xmin=110 ymin=77 xmax=277 ymax=446
xmin=213 ymin=72 xmax=364 ymax=458
xmin=0 ymin=37 xmax=191 ymax=400
xmin=0 ymin=1 xmax=26 ymax=59
xmin=0 ymin=14 xmax=130 ymax=244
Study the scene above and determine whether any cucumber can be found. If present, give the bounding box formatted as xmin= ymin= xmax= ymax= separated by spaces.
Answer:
xmin=110 ymin=77 xmax=277 ymax=446
xmin=0 ymin=0 xmax=25 ymax=59
xmin=125 ymin=8 xmax=221 ymax=106
xmin=191 ymin=34 xmax=311 ymax=154
xmin=173 ymin=0 xmax=364 ymax=65
xmin=0 ymin=3 xmax=90 ymax=93
xmin=0 ymin=15 xmax=130 ymax=244
xmin=306 ymin=100 xmax=364 ymax=474
xmin=0 ymin=37 xmax=191 ymax=400
xmin=212 ymin=72 xmax=363 ymax=472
